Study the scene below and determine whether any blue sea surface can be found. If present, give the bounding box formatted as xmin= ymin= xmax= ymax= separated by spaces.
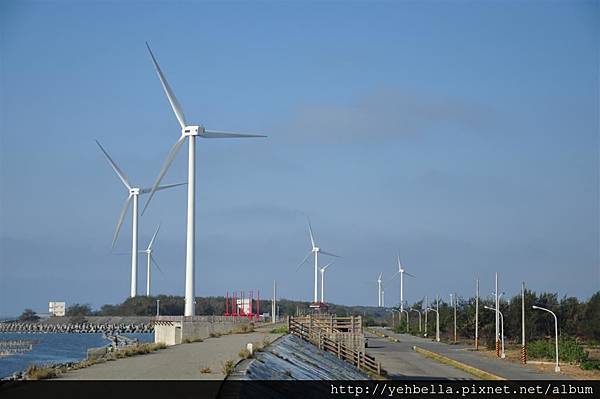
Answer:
xmin=0 ymin=332 xmax=153 ymax=378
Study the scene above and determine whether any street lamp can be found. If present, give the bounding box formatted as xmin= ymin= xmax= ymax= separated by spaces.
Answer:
xmin=410 ymin=308 xmax=422 ymax=332
xmin=450 ymin=293 xmax=457 ymax=343
xmin=532 ymin=305 xmax=560 ymax=373
xmin=401 ymin=309 xmax=409 ymax=333
xmin=425 ymin=307 xmax=440 ymax=342
xmin=484 ymin=305 xmax=505 ymax=358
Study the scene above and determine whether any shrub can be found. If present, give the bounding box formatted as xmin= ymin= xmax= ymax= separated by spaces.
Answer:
xmin=581 ymin=359 xmax=600 ymax=370
xmin=528 ymin=337 xmax=589 ymax=363
xmin=25 ymin=364 xmax=58 ymax=380
xmin=199 ymin=366 xmax=212 ymax=374
xmin=270 ymin=326 xmax=289 ymax=334
xmin=221 ymin=360 xmax=235 ymax=376
xmin=238 ymin=348 xmax=252 ymax=359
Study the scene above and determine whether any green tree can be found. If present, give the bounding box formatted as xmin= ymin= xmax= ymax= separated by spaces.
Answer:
xmin=19 ymin=308 xmax=40 ymax=322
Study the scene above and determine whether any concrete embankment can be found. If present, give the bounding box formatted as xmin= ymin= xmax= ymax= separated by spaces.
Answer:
xmin=230 ymin=334 xmax=370 ymax=380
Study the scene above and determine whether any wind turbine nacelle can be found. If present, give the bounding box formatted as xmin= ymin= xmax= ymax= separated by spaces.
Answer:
xmin=182 ymin=126 xmax=204 ymax=136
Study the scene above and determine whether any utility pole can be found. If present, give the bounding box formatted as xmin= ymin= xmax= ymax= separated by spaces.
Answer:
xmin=156 ymin=299 xmax=160 ymax=317
xmin=475 ymin=279 xmax=479 ymax=350
xmin=272 ymin=280 xmax=277 ymax=324
xmin=424 ymin=295 xmax=428 ymax=337
xmin=495 ymin=272 xmax=500 ymax=357
xmin=436 ymin=295 xmax=440 ymax=342
xmin=521 ymin=281 xmax=526 ymax=364
xmin=450 ymin=293 xmax=457 ymax=343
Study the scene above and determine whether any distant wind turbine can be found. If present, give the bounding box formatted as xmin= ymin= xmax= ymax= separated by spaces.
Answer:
xmin=95 ymin=140 xmax=185 ymax=298
xmin=391 ymin=254 xmax=415 ymax=312
xmin=297 ymin=218 xmax=340 ymax=303
xmin=319 ymin=262 xmax=335 ymax=303
xmin=141 ymin=224 xmax=163 ymax=297
xmin=142 ymin=43 xmax=266 ymax=316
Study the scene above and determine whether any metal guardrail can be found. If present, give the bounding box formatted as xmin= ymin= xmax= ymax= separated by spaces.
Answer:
xmin=288 ymin=316 xmax=381 ymax=376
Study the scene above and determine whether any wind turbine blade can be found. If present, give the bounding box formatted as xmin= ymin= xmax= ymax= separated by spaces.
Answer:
xmin=296 ymin=251 xmax=312 ymax=271
xmin=389 ymin=271 xmax=400 ymax=281
xmin=405 ymin=271 xmax=416 ymax=278
xmin=322 ymin=262 xmax=334 ymax=271
xmin=378 ymin=272 xmax=383 ymax=281
xmin=147 ymin=224 xmax=161 ymax=250
xmin=307 ymin=218 xmax=315 ymax=248
xmin=140 ymin=182 xmax=187 ymax=194
xmin=95 ymin=140 xmax=131 ymax=190
xmin=151 ymin=255 xmax=164 ymax=275
xmin=113 ymin=251 xmax=132 ymax=255
xmin=145 ymin=42 xmax=187 ymax=129
xmin=397 ymin=253 xmax=402 ymax=271
xmin=319 ymin=250 xmax=341 ymax=258
xmin=112 ymin=194 xmax=132 ymax=249
xmin=201 ymin=130 xmax=266 ymax=138
xmin=141 ymin=136 xmax=186 ymax=215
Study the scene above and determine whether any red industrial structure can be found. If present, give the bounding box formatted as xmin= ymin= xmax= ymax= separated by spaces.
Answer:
xmin=224 ymin=289 xmax=261 ymax=320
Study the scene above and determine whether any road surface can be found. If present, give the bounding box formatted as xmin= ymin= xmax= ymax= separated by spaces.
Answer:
xmin=365 ymin=332 xmax=473 ymax=380
xmin=373 ymin=328 xmax=569 ymax=380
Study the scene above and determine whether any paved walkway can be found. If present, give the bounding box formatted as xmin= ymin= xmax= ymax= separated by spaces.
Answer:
xmin=365 ymin=332 xmax=473 ymax=380
xmin=60 ymin=327 xmax=282 ymax=380
xmin=374 ymin=328 xmax=569 ymax=380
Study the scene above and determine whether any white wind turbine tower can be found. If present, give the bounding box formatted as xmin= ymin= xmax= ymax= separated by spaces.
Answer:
xmin=319 ymin=262 xmax=335 ymax=303
xmin=142 ymin=43 xmax=266 ymax=316
xmin=297 ymin=219 xmax=340 ymax=304
xmin=377 ymin=273 xmax=383 ymax=307
xmin=95 ymin=140 xmax=185 ymax=298
xmin=141 ymin=224 xmax=163 ymax=296
xmin=391 ymin=254 xmax=415 ymax=312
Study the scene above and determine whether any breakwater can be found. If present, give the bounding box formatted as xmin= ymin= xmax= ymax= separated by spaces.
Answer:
xmin=0 ymin=316 xmax=154 ymax=334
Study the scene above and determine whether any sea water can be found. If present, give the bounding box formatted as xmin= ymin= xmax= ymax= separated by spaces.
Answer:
xmin=0 ymin=332 xmax=153 ymax=378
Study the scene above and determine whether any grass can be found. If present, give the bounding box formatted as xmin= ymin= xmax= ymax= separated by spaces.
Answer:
xmin=238 ymin=348 xmax=252 ymax=359
xmin=233 ymin=324 xmax=255 ymax=334
xmin=183 ymin=337 xmax=204 ymax=343
xmin=209 ymin=332 xmax=222 ymax=338
xmin=199 ymin=366 xmax=212 ymax=374
xmin=221 ymin=360 xmax=236 ymax=376
xmin=270 ymin=326 xmax=289 ymax=334
xmin=25 ymin=364 xmax=59 ymax=380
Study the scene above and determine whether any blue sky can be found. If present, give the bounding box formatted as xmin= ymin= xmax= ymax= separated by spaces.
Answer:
xmin=0 ymin=1 xmax=598 ymax=315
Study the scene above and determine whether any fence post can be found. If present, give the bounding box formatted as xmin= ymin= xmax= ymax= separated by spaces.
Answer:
xmin=377 ymin=361 xmax=381 ymax=376
xmin=337 ymin=342 xmax=341 ymax=358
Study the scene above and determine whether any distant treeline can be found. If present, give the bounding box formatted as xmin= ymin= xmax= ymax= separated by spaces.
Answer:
xmin=16 ymin=290 xmax=599 ymax=343
xmin=389 ymin=290 xmax=600 ymax=345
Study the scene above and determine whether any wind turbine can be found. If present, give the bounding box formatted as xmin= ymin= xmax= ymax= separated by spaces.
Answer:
xmin=95 ymin=140 xmax=185 ymax=298
xmin=142 ymin=43 xmax=266 ymax=316
xmin=141 ymin=224 xmax=163 ymax=296
xmin=319 ymin=262 xmax=335 ymax=303
xmin=297 ymin=219 xmax=340 ymax=304
xmin=377 ymin=273 xmax=383 ymax=307
xmin=391 ymin=254 xmax=415 ymax=312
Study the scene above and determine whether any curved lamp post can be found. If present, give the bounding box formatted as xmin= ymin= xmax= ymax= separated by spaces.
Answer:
xmin=410 ymin=308 xmax=422 ymax=332
xmin=401 ymin=308 xmax=409 ymax=333
xmin=484 ymin=305 xmax=505 ymax=358
xmin=425 ymin=307 xmax=440 ymax=342
xmin=532 ymin=305 xmax=560 ymax=373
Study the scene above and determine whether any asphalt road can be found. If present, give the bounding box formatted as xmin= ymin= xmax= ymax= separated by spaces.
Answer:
xmin=365 ymin=332 xmax=473 ymax=380
xmin=373 ymin=328 xmax=569 ymax=380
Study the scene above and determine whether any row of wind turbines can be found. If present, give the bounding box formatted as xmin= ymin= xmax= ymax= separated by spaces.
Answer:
xmin=97 ymin=43 xmax=265 ymax=315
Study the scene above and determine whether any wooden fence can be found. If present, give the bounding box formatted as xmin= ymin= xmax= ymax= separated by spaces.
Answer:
xmin=288 ymin=316 xmax=381 ymax=376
